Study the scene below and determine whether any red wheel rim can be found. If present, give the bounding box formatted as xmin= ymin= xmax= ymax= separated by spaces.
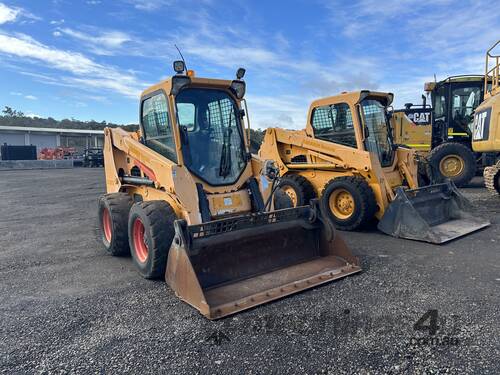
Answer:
xmin=102 ymin=208 xmax=112 ymax=243
xmin=133 ymin=218 xmax=148 ymax=263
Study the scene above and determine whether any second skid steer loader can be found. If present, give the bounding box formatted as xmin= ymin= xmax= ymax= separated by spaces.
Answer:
xmin=259 ymin=90 xmax=489 ymax=243
xmin=97 ymin=63 xmax=360 ymax=319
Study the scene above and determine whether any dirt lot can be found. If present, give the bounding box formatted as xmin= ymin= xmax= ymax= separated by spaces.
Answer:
xmin=0 ymin=168 xmax=499 ymax=374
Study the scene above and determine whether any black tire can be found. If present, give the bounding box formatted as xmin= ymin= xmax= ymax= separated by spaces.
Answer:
xmin=273 ymin=189 xmax=294 ymax=209
xmin=128 ymin=201 xmax=177 ymax=279
xmin=320 ymin=176 xmax=377 ymax=231
xmin=278 ymin=174 xmax=316 ymax=207
xmin=417 ymin=160 xmax=431 ymax=186
xmin=427 ymin=142 xmax=475 ymax=187
xmin=98 ymin=193 xmax=133 ymax=256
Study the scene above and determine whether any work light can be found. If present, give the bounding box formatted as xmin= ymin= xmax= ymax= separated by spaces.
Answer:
xmin=236 ymin=67 xmax=246 ymax=80
xmin=173 ymin=60 xmax=185 ymax=74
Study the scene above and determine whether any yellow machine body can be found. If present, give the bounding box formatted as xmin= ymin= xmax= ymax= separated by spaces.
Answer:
xmin=259 ymin=90 xmax=489 ymax=243
xmin=101 ymin=72 xmax=360 ymax=319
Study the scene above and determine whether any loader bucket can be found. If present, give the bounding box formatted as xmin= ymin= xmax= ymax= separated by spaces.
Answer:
xmin=165 ymin=203 xmax=361 ymax=319
xmin=377 ymin=181 xmax=490 ymax=244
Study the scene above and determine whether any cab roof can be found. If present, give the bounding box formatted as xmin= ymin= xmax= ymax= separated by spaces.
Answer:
xmin=309 ymin=90 xmax=394 ymax=108
xmin=141 ymin=75 xmax=234 ymax=98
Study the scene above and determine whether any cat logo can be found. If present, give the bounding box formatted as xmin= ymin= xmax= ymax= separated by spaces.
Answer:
xmin=408 ymin=111 xmax=431 ymax=125
xmin=473 ymin=107 xmax=491 ymax=141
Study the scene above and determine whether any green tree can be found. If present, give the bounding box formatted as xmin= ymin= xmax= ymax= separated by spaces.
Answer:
xmin=2 ymin=106 xmax=14 ymax=117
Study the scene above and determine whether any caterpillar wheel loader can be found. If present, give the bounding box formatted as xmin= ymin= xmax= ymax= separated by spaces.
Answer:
xmin=98 ymin=62 xmax=361 ymax=319
xmin=472 ymin=40 xmax=500 ymax=195
xmin=259 ymin=91 xmax=489 ymax=243
xmin=391 ymin=75 xmax=496 ymax=187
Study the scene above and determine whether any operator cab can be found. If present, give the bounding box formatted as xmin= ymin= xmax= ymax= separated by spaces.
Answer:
xmin=425 ymin=75 xmax=491 ymax=147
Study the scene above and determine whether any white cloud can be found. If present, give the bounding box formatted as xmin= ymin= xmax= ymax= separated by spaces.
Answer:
xmin=126 ymin=0 xmax=172 ymax=11
xmin=58 ymin=28 xmax=131 ymax=50
xmin=0 ymin=3 xmax=20 ymax=24
xmin=0 ymin=32 xmax=145 ymax=98
xmin=53 ymin=31 xmax=62 ymax=37
xmin=9 ymin=91 xmax=38 ymax=101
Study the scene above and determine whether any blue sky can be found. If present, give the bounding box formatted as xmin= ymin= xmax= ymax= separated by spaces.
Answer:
xmin=0 ymin=0 xmax=498 ymax=129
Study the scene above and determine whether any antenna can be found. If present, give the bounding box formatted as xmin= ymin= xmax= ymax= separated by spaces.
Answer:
xmin=434 ymin=73 xmax=437 ymax=82
xmin=174 ymin=44 xmax=187 ymax=71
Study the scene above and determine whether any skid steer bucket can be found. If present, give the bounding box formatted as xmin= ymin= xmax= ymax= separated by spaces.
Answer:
xmin=165 ymin=203 xmax=361 ymax=319
xmin=377 ymin=181 xmax=490 ymax=244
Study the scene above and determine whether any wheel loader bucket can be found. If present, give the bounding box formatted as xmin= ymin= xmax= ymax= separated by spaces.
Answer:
xmin=165 ymin=202 xmax=361 ymax=319
xmin=377 ymin=181 xmax=490 ymax=244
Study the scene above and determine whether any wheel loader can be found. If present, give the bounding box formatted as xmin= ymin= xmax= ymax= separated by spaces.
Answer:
xmin=472 ymin=40 xmax=500 ymax=195
xmin=258 ymin=90 xmax=489 ymax=243
xmin=391 ymin=75 xmax=496 ymax=187
xmin=98 ymin=62 xmax=361 ymax=319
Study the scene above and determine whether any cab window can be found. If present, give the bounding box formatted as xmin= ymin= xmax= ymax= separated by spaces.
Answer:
xmin=311 ymin=103 xmax=357 ymax=148
xmin=141 ymin=93 xmax=177 ymax=162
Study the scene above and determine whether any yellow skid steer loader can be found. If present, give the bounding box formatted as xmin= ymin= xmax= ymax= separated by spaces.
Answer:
xmin=98 ymin=63 xmax=360 ymax=319
xmin=259 ymin=91 xmax=489 ymax=243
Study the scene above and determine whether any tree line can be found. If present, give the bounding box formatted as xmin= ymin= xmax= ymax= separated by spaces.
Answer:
xmin=1 ymin=106 xmax=265 ymax=152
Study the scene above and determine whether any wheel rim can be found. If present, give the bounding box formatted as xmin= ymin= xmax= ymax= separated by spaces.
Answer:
xmin=102 ymin=208 xmax=112 ymax=243
xmin=282 ymin=186 xmax=298 ymax=206
xmin=329 ymin=189 xmax=355 ymax=220
xmin=439 ymin=155 xmax=465 ymax=178
xmin=133 ymin=218 xmax=148 ymax=263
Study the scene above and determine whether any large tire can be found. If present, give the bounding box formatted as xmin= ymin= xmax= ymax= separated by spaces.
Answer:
xmin=273 ymin=189 xmax=294 ymax=209
xmin=427 ymin=142 xmax=475 ymax=187
xmin=320 ymin=176 xmax=377 ymax=231
xmin=484 ymin=161 xmax=500 ymax=195
xmin=278 ymin=174 xmax=316 ymax=207
xmin=417 ymin=159 xmax=431 ymax=187
xmin=128 ymin=201 xmax=177 ymax=279
xmin=98 ymin=193 xmax=133 ymax=256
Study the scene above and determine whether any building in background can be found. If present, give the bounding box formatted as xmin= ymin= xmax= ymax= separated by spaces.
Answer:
xmin=0 ymin=126 xmax=104 ymax=154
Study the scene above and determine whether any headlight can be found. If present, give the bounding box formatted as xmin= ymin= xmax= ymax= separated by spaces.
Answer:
xmin=173 ymin=60 xmax=185 ymax=74
xmin=230 ymin=80 xmax=245 ymax=99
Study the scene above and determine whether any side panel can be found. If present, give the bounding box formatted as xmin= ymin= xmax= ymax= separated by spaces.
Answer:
xmin=472 ymin=94 xmax=500 ymax=152
xmin=391 ymin=111 xmax=431 ymax=151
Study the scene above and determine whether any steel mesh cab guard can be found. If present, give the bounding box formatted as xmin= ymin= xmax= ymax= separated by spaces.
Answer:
xmin=166 ymin=202 xmax=361 ymax=319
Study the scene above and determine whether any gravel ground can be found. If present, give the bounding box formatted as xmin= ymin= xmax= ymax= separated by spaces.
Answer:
xmin=0 ymin=169 xmax=499 ymax=374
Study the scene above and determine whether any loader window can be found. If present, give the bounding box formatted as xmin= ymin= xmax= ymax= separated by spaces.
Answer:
xmin=451 ymin=86 xmax=481 ymax=132
xmin=360 ymin=99 xmax=394 ymax=167
xmin=175 ymin=88 xmax=247 ymax=186
xmin=141 ymin=93 xmax=177 ymax=163
xmin=177 ymin=103 xmax=195 ymax=131
xmin=311 ymin=103 xmax=357 ymax=148
xmin=433 ymin=85 xmax=447 ymax=120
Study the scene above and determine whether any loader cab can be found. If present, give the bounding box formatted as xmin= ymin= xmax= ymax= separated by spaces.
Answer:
xmin=175 ymin=87 xmax=248 ymax=186
xmin=307 ymin=91 xmax=396 ymax=167
xmin=426 ymin=76 xmax=489 ymax=147
xmin=139 ymin=64 xmax=252 ymax=187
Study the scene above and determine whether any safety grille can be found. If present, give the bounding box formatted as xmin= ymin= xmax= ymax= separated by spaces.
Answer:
xmin=188 ymin=206 xmax=312 ymax=239
xmin=206 ymin=98 xmax=237 ymax=141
